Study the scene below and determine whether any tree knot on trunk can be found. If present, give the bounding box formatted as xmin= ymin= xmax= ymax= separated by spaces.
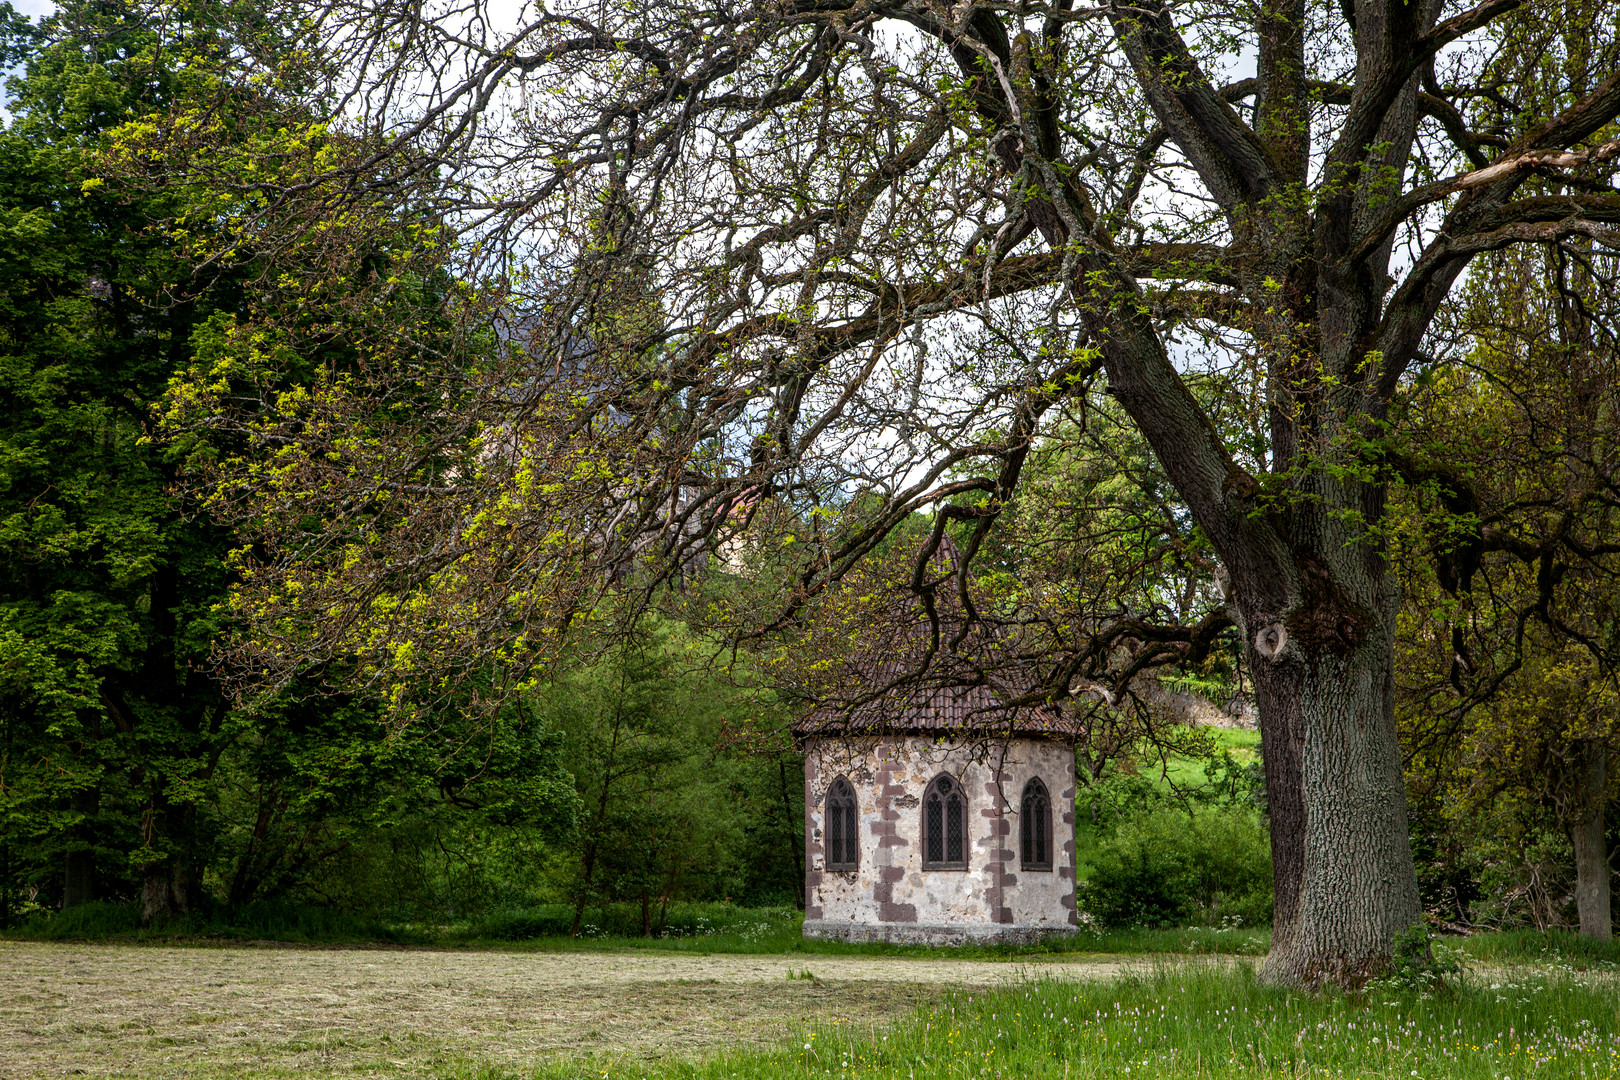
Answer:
xmin=1254 ymin=622 xmax=1289 ymax=660
xmin=1285 ymin=558 xmax=1375 ymax=657
xmin=1222 ymin=464 xmax=1261 ymax=503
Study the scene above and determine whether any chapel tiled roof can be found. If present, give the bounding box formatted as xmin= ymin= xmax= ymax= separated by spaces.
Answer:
xmin=794 ymin=677 xmax=1081 ymax=739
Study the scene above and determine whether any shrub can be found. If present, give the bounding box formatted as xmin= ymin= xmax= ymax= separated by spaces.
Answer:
xmin=11 ymin=900 xmax=143 ymax=939
xmin=464 ymin=901 xmax=800 ymax=942
xmin=4 ymin=898 xmax=402 ymax=943
xmin=1375 ymin=920 xmax=1462 ymax=991
xmin=1081 ymin=806 xmax=1272 ymax=928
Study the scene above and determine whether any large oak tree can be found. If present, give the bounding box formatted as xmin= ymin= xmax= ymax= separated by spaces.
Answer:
xmin=156 ymin=0 xmax=1620 ymax=984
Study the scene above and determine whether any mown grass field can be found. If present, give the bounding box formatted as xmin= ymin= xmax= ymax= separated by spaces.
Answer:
xmin=0 ymin=940 xmax=1141 ymax=1078
xmin=4 ymin=929 xmax=1618 ymax=1079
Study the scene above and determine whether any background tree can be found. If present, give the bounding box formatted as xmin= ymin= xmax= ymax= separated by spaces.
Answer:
xmin=1396 ymin=237 xmax=1620 ymax=940
xmin=0 ymin=0 xmax=588 ymax=924
xmin=0 ymin=0 xmax=265 ymax=919
xmin=535 ymin=620 xmax=802 ymax=936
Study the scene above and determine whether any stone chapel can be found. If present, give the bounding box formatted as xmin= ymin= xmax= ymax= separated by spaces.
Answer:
xmin=796 ymin=543 xmax=1083 ymax=945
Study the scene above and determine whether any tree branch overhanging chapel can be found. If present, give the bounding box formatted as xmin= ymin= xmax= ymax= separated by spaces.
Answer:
xmin=158 ymin=0 xmax=1620 ymax=986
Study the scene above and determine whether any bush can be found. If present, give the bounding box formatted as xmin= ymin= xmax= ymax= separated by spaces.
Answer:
xmin=12 ymin=900 xmax=143 ymax=939
xmin=466 ymin=901 xmax=799 ymax=942
xmin=5 ymin=899 xmax=399 ymax=943
xmin=1081 ymin=806 xmax=1272 ymax=928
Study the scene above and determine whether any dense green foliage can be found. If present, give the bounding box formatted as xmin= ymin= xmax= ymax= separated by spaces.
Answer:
xmin=0 ymin=2 xmax=796 ymax=930
xmin=1392 ymin=240 xmax=1620 ymax=935
xmin=0 ymin=0 xmax=248 ymax=920
xmin=1082 ymin=807 xmax=1272 ymax=930
xmin=1067 ymin=726 xmax=1272 ymax=930
xmin=533 ymin=624 xmax=803 ymax=922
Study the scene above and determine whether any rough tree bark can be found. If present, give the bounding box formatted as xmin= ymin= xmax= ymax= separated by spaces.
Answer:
xmin=1571 ymin=742 xmax=1612 ymax=941
xmin=1262 ymin=626 xmax=1419 ymax=983
xmin=139 ymin=858 xmax=191 ymax=924
xmin=62 ymin=854 xmax=96 ymax=909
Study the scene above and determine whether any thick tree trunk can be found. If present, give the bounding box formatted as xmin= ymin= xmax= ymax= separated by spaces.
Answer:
xmin=62 ymin=787 xmax=100 ymax=909
xmin=62 ymin=851 xmax=96 ymax=910
xmin=779 ymin=757 xmax=804 ymax=910
xmin=1249 ymin=579 xmax=1422 ymax=987
xmin=1571 ymin=744 xmax=1611 ymax=942
xmin=139 ymin=859 xmax=191 ymax=925
xmin=1253 ymin=664 xmax=1304 ymax=958
xmin=137 ymin=786 xmax=200 ymax=925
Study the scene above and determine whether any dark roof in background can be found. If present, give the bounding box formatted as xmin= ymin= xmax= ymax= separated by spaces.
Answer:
xmin=793 ymin=535 xmax=1081 ymax=743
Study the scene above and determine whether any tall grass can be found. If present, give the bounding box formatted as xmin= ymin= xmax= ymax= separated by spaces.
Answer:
xmin=1456 ymin=928 xmax=1620 ymax=970
xmin=542 ymin=962 xmax=1620 ymax=1079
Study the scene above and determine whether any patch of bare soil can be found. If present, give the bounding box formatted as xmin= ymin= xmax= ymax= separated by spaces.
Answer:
xmin=0 ymin=942 xmax=1137 ymax=1078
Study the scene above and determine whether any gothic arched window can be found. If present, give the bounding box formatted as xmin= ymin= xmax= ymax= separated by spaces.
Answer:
xmin=1020 ymin=777 xmax=1052 ymax=871
xmin=922 ymin=774 xmax=968 ymax=870
xmin=824 ymin=777 xmax=859 ymax=871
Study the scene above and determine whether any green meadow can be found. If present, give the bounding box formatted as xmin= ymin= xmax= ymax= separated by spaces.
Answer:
xmin=537 ymin=961 xmax=1620 ymax=1080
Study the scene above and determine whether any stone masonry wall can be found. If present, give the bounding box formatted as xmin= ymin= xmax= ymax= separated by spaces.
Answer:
xmin=802 ymin=736 xmax=1077 ymax=942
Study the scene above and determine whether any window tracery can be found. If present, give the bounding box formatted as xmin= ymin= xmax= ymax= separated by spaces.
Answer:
xmin=922 ymin=774 xmax=967 ymax=870
xmin=825 ymin=776 xmax=859 ymax=871
xmin=1020 ymin=776 xmax=1052 ymax=871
